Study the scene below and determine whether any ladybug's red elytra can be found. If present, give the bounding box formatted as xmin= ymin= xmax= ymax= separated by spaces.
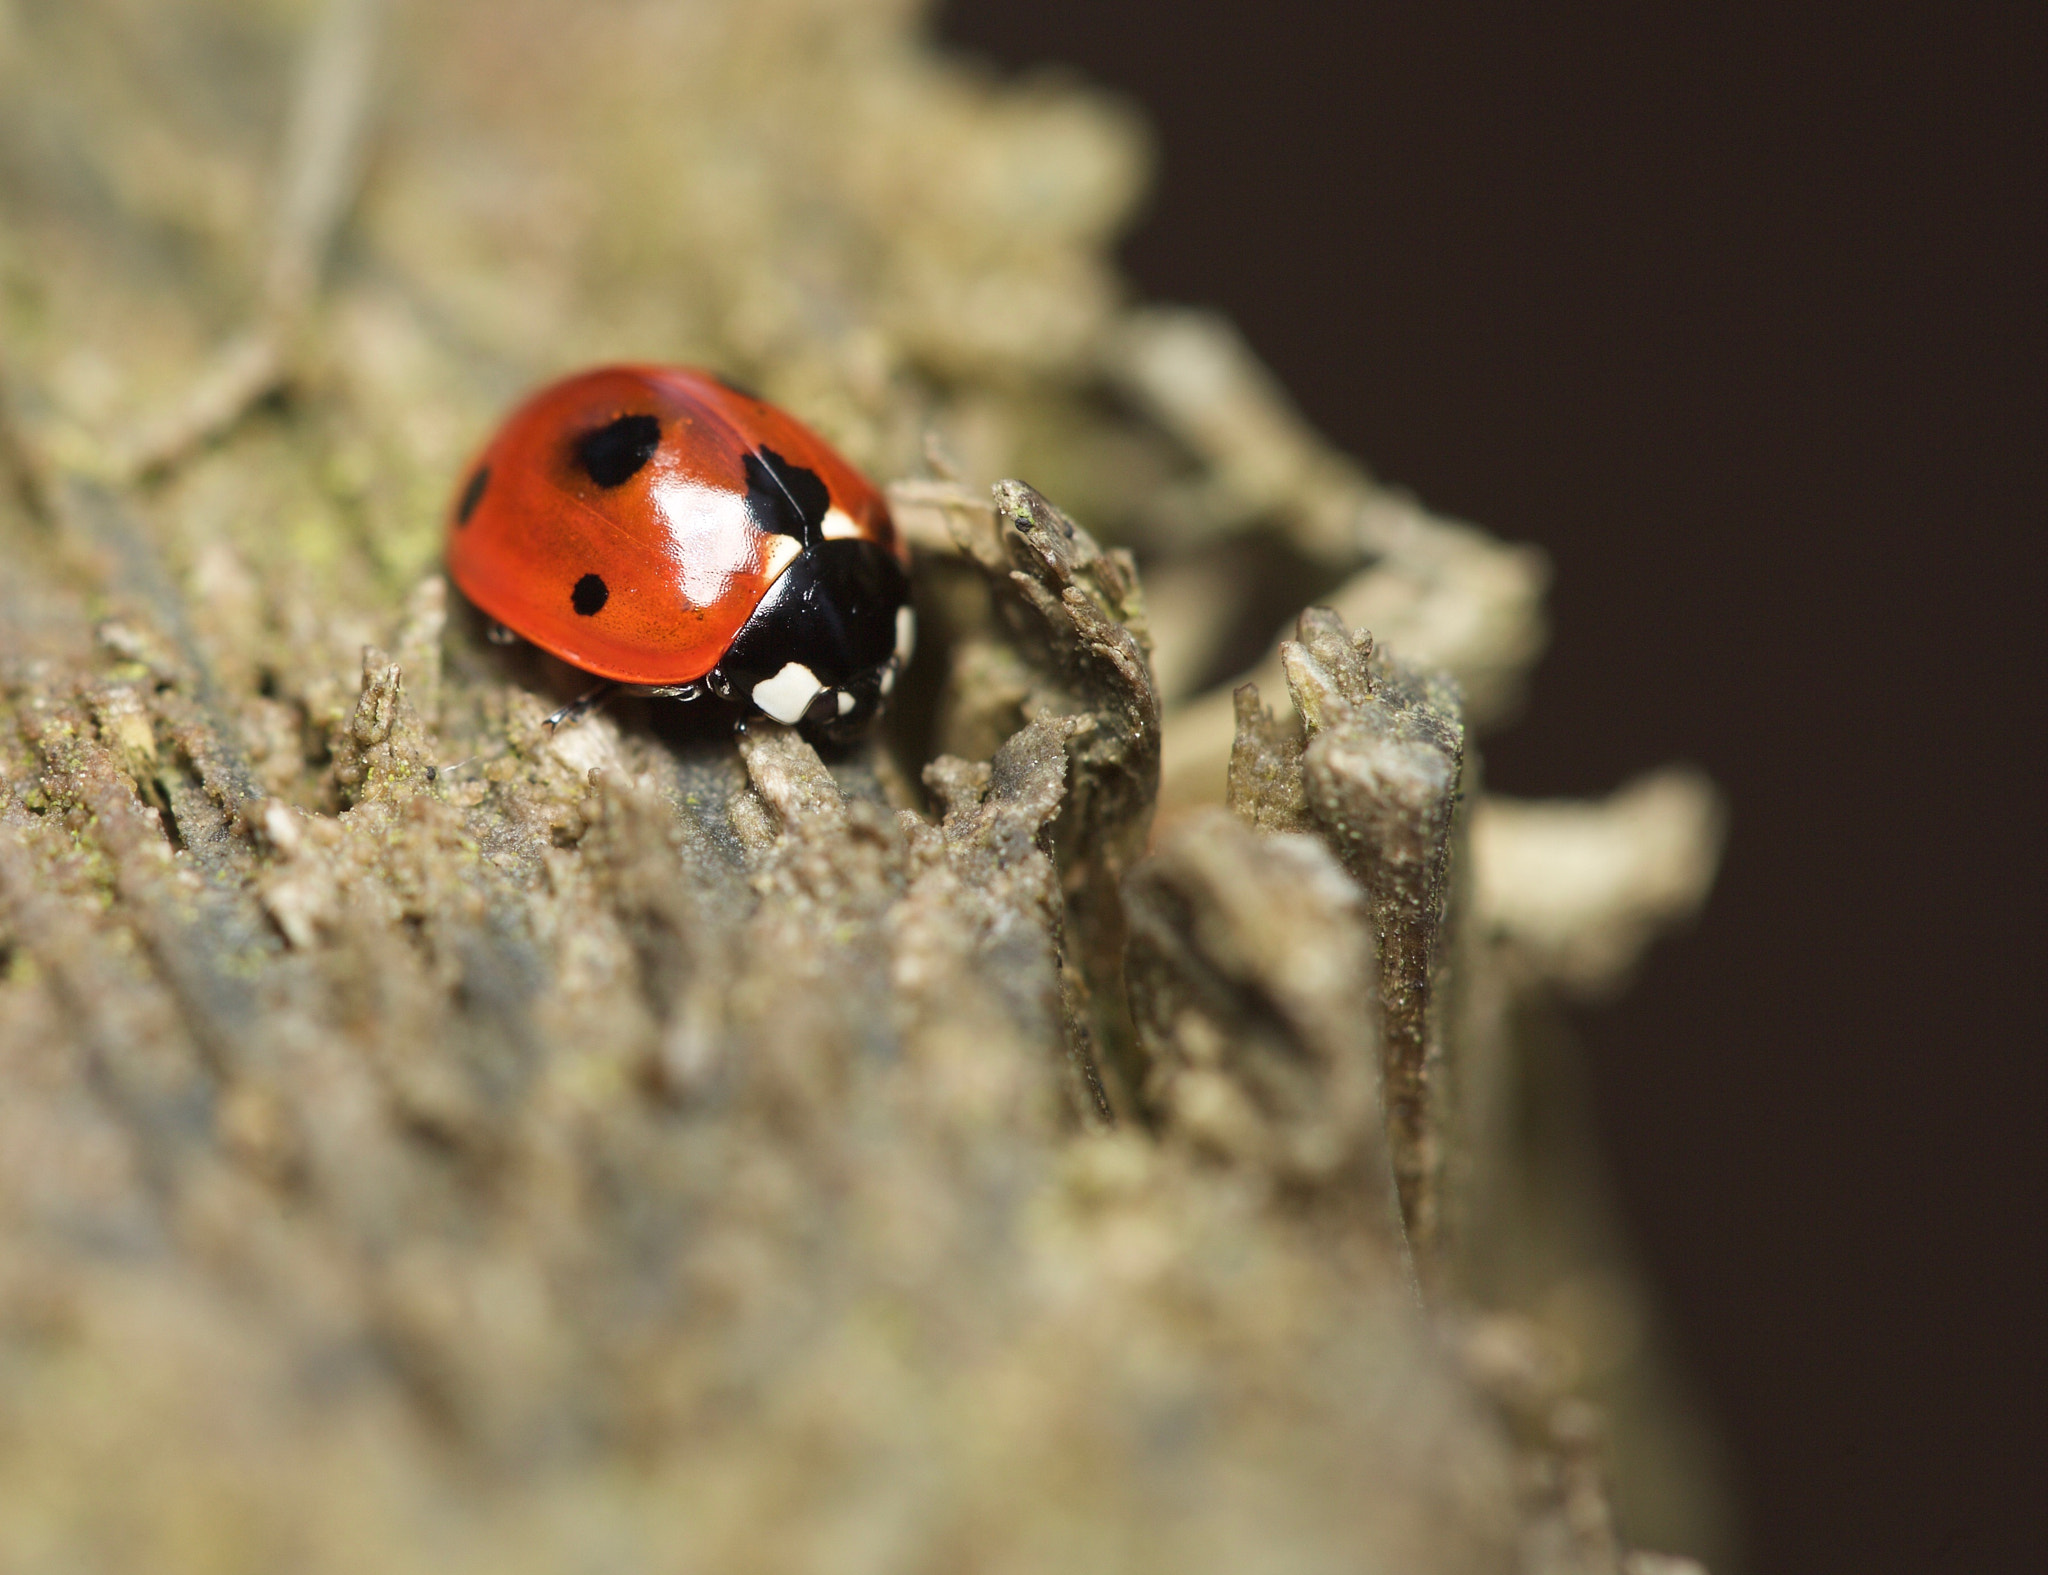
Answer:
xmin=446 ymin=365 xmax=914 ymax=738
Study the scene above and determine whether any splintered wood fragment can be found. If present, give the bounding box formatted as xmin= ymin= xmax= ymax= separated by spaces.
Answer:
xmin=1225 ymin=681 xmax=1311 ymax=834
xmin=1125 ymin=808 xmax=1411 ymax=1267
xmin=265 ymin=0 xmax=383 ymax=313
xmin=115 ymin=333 xmax=285 ymax=483
xmin=1471 ymin=768 xmax=1726 ymax=995
xmin=116 ymin=0 xmax=381 ymax=481
xmin=1252 ymin=608 xmax=1467 ymax=1267
xmin=884 ymin=477 xmax=1002 ymax=563
xmin=986 ymin=480 xmax=1161 ymax=1116
xmin=0 ymin=356 xmax=51 ymax=526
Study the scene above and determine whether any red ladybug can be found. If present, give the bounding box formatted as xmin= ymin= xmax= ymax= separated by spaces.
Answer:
xmin=446 ymin=365 xmax=913 ymax=737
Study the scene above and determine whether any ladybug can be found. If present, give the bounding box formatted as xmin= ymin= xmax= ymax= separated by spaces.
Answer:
xmin=446 ymin=365 xmax=913 ymax=738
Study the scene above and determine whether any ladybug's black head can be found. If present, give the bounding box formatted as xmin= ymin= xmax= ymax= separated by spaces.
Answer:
xmin=708 ymin=539 xmax=914 ymax=741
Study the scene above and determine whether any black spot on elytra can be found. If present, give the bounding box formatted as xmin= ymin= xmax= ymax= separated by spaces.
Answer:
xmin=571 ymin=573 xmax=608 ymax=616
xmin=743 ymin=446 xmax=831 ymax=548
xmin=574 ymin=414 xmax=661 ymax=488
xmin=455 ymin=464 xmax=489 ymax=525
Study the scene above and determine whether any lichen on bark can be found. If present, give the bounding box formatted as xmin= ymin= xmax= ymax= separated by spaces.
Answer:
xmin=0 ymin=2 xmax=1727 ymax=1571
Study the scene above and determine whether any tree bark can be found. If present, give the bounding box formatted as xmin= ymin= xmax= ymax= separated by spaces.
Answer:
xmin=0 ymin=3 xmax=1726 ymax=1570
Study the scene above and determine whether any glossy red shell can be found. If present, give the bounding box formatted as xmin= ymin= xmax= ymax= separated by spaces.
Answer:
xmin=445 ymin=365 xmax=902 ymax=687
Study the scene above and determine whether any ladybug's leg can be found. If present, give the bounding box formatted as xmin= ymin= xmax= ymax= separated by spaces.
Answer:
xmin=542 ymin=680 xmax=619 ymax=733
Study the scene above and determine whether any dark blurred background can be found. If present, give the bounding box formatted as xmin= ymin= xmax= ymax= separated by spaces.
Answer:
xmin=939 ymin=5 xmax=2042 ymax=1573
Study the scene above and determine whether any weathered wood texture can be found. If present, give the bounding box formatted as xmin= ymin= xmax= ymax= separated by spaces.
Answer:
xmin=0 ymin=3 xmax=1728 ymax=1571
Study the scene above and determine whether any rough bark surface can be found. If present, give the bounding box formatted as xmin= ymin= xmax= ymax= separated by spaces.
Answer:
xmin=0 ymin=3 xmax=1728 ymax=1571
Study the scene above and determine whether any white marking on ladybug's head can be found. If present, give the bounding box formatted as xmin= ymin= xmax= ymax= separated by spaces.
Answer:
xmin=894 ymin=605 xmax=916 ymax=665
xmin=759 ymin=532 xmax=803 ymax=583
xmin=752 ymin=662 xmax=824 ymax=725
xmin=836 ymin=690 xmax=855 ymax=717
xmin=822 ymin=507 xmax=863 ymax=541
xmin=878 ymin=664 xmax=896 ymax=697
